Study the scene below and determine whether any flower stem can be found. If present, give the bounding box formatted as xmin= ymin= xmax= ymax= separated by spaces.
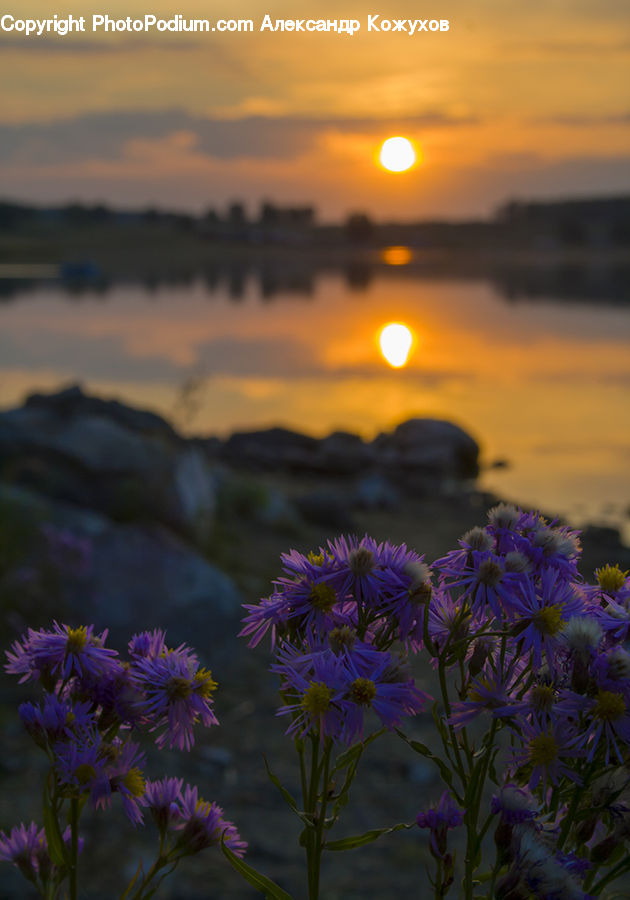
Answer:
xmin=70 ymin=798 xmax=79 ymax=900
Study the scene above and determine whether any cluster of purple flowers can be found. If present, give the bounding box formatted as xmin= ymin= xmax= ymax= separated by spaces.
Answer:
xmin=2 ymin=623 xmax=244 ymax=893
xmin=241 ymin=535 xmax=434 ymax=742
xmin=252 ymin=504 xmax=630 ymax=896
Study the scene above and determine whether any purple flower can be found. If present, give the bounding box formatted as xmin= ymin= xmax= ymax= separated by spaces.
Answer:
xmin=175 ymin=785 xmax=246 ymax=857
xmin=131 ymin=648 xmax=218 ymax=750
xmin=19 ymin=694 xmax=94 ymax=748
xmin=0 ymin=822 xmax=44 ymax=882
xmin=6 ymin=622 xmax=119 ymax=685
xmin=416 ymin=792 xmax=464 ymax=858
xmin=53 ymin=733 xmax=109 ymax=802
xmin=128 ymin=629 xmax=167 ymax=660
xmin=93 ymin=739 xmax=147 ymax=826
xmin=509 ymin=572 xmax=585 ymax=669
xmin=491 ymin=784 xmax=537 ymax=825
xmin=145 ymin=777 xmax=184 ymax=831
xmin=510 ymin=720 xmax=583 ymax=793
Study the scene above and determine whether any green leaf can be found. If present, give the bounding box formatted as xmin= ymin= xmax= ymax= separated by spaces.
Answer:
xmin=325 ymin=822 xmax=411 ymax=852
xmin=42 ymin=784 xmax=69 ymax=869
xmin=395 ymin=730 xmax=455 ymax=791
xmin=331 ymin=743 xmax=362 ymax=773
xmin=119 ymin=860 xmax=144 ymax=899
xmin=263 ymin=756 xmax=300 ymax=816
xmin=221 ymin=840 xmax=293 ymax=899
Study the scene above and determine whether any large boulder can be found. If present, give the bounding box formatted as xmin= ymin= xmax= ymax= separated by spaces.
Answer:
xmin=372 ymin=418 xmax=479 ymax=480
xmin=0 ymin=484 xmax=243 ymax=668
xmin=0 ymin=386 xmax=217 ymax=542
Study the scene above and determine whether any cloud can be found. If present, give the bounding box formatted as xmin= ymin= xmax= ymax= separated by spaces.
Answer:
xmin=0 ymin=108 xmax=478 ymax=165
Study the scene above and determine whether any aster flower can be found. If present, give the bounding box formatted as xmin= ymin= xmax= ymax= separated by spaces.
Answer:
xmin=338 ymin=645 xmax=429 ymax=742
xmin=145 ymin=777 xmax=184 ymax=832
xmin=509 ymin=827 xmax=593 ymax=900
xmin=274 ymin=646 xmax=348 ymax=741
xmin=131 ymin=648 xmax=218 ymax=750
xmin=53 ymin=733 xmax=109 ymax=803
xmin=175 ymin=785 xmax=246 ymax=857
xmin=561 ymin=686 xmax=630 ymax=765
xmin=19 ymin=694 xmax=94 ymax=748
xmin=491 ymin=784 xmax=538 ymax=825
xmin=128 ymin=629 xmax=167 ymax=659
xmin=93 ymin=739 xmax=147 ymax=826
xmin=510 ymin=720 xmax=583 ymax=793
xmin=450 ymin=658 xmax=526 ymax=728
xmin=239 ymin=592 xmax=292 ymax=648
xmin=0 ymin=822 xmax=45 ymax=882
xmin=416 ymin=791 xmax=464 ymax=859
xmin=5 ymin=622 xmax=119 ymax=685
xmin=509 ymin=571 xmax=585 ymax=669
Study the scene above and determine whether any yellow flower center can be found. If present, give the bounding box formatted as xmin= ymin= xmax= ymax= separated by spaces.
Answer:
xmin=477 ymin=560 xmax=503 ymax=587
xmin=534 ymin=606 xmax=564 ymax=636
xmin=530 ymin=684 xmax=555 ymax=713
xmin=594 ymin=690 xmax=626 ymax=721
xmin=528 ymin=734 xmax=558 ymax=766
xmin=122 ymin=767 xmax=146 ymax=797
xmin=167 ymin=676 xmax=193 ymax=700
xmin=194 ymin=668 xmax=217 ymax=699
xmin=308 ymin=551 xmax=325 ymax=566
xmin=350 ymin=677 xmax=377 ymax=706
xmin=596 ymin=564 xmax=627 ymax=593
xmin=75 ymin=763 xmax=96 ymax=784
xmin=301 ymin=681 xmax=333 ymax=715
xmin=310 ymin=582 xmax=336 ymax=612
xmin=66 ymin=626 xmax=88 ymax=654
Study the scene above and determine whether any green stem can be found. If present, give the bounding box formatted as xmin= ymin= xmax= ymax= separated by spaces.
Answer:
xmin=591 ymin=857 xmax=630 ymax=895
xmin=312 ymin=742 xmax=332 ymax=900
xmin=70 ymin=798 xmax=79 ymax=900
xmin=305 ymin=735 xmax=321 ymax=900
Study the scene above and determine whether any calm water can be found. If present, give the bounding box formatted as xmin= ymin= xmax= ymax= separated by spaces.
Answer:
xmin=1 ymin=266 xmax=629 ymax=540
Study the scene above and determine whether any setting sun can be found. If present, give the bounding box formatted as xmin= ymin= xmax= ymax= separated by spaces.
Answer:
xmin=379 ymin=322 xmax=414 ymax=368
xmin=379 ymin=136 xmax=417 ymax=173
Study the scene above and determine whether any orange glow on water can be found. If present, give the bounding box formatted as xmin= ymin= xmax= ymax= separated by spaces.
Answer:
xmin=381 ymin=246 xmax=413 ymax=266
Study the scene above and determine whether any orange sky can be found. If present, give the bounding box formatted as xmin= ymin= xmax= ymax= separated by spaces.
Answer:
xmin=0 ymin=0 xmax=629 ymax=217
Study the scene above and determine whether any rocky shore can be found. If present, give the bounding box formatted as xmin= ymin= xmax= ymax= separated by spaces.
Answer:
xmin=1 ymin=386 xmax=628 ymax=898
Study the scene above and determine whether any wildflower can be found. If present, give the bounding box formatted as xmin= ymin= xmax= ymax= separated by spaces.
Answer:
xmin=511 ymin=720 xmax=583 ymax=793
xmin=594 ymin=564 xmax=630 ymax=598
xmin=274 ymin=647 xmax=348 ymax=741
xmin=19 ymin=694 xmax=94 ymax=748
xmin=53 ymin=733 xmax=109 ymax=802
xmin=510 ymin=572 xmax=584 ymax=669
xmin=131 ymin=648 xmax=218 ymax=751
xmin=416 ymin=791 xmax=464 ymax=859
xmin=175 ymin=785 xmax=246 ymax=857
xmin=145 ymin=777 xmax=184 ymax=831
xmin=450 ymin=659 xmax=525 ymax=728
xmin=564 ymin=687 xmax=630 ymax=764
xmin=93 ymin=739 xmax=147 ymax=826
xmin=491 ymin=785 xmax=538 ymax=825
xmin=5 ymin=622 xmax=119 ymax=685
xmin=128 ymin=629 xmax=167 ymax=659
xmin=0 ymin=823 xmax=44 ymax=882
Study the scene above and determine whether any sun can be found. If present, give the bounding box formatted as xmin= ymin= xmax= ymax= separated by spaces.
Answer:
xmin=379 ymin=136 xmax=417 ymax=173
xmin=379 ymin=322 xmax=414 ymax=368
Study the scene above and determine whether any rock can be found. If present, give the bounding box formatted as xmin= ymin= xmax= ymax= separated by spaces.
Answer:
xmin=315 ymin=431 xmax=374 ymax=475
xmin=221 ymin=427 xmax=319 ymax=471
xmin=173 ymin=446 xmax=217 ymax=543
xmin=24 ymin=384 xmax=178 ymax=441
xmin=372 ymin=418 xmax=479 ymax=480
xmin=0 ymin=484 xmax=243 ymax=668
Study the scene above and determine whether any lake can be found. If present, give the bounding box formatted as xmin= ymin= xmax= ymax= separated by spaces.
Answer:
xmin=1 ymin=258 xmax=629 ymax=540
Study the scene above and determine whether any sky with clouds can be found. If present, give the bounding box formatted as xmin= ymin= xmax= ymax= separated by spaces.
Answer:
xmin=1 ymin=0 xmax=629 ymax=218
